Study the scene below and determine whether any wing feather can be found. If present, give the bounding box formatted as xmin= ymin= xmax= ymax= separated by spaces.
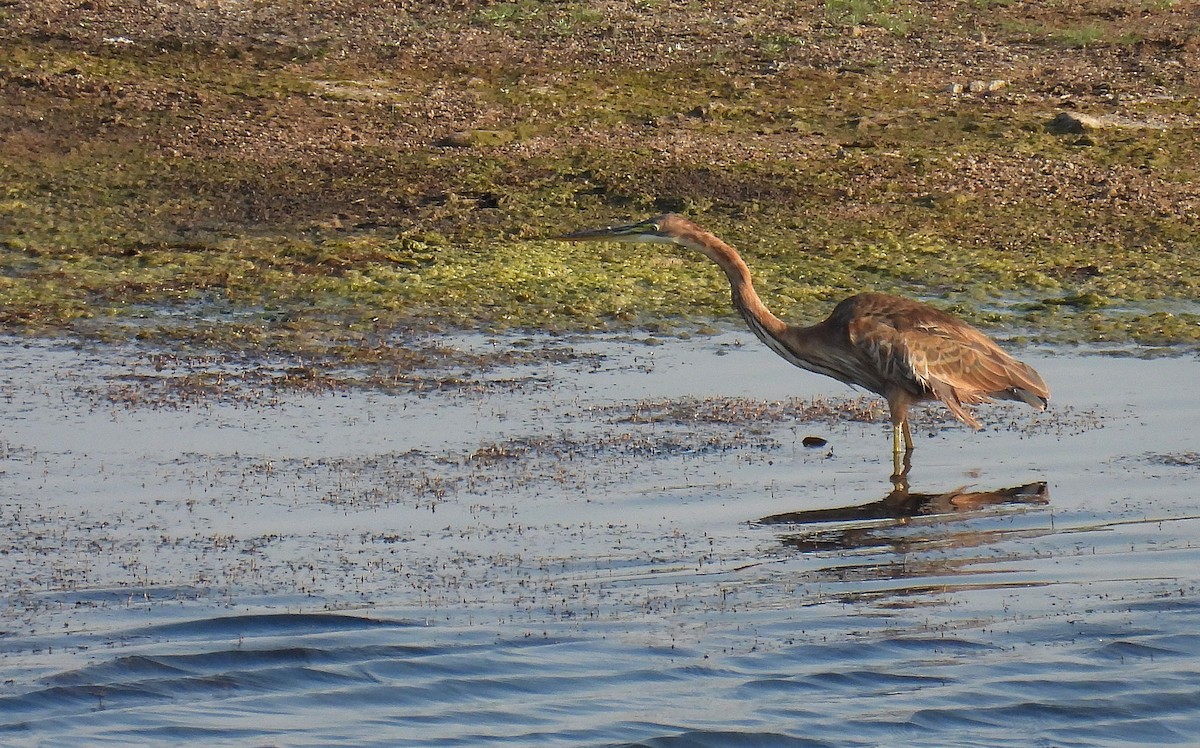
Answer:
xmin=839 ymin=294 xmax=1049 ymax=428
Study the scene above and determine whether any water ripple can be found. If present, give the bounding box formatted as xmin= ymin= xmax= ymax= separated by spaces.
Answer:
xmin=4 ymin=342 xmax=1200 ymax=745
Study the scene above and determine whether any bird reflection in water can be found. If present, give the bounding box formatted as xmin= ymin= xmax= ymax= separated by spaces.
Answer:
xmin=758 ymin=459 xmax=1049 ymax=556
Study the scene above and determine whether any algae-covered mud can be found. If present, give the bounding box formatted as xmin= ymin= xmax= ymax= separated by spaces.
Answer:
xmin=1 ymin=333 xmax=1198 ymax=745
xmin=2 ymin=1 xmax=1200 ymax=350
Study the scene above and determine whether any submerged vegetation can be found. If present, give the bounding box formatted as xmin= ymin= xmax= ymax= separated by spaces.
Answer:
xmin=1 ymin=1 xmax=1199 ymax=363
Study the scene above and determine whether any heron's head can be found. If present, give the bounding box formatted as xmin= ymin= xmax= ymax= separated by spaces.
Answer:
xmin=551 ymin=214 xmax=693 ymax=246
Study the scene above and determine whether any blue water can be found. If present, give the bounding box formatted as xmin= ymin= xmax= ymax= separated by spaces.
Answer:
xmin=1 ymin=335 xmax=1198 ymax=746
xmin=5 ymin=600 xmax=1200 ymax=746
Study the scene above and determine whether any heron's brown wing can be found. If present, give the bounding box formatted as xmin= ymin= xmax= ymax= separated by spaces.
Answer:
xmin=846 ymin=297 xmax=1048 ymax=428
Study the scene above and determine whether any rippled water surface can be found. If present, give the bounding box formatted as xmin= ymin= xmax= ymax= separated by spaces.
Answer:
xmin=1 ymin=333 xmax=1198 ymax=746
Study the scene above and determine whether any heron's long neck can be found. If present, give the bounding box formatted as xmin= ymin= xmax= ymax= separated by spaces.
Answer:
xmin=675 ymin=226 xmax=863 ymax=386
xmin=679 ymin=230 xmax=789 ymax=343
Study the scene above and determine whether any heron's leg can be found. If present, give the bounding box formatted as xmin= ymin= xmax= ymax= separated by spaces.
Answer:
xmin=892 ymin=422 xmax=905 ymax=457
xmin=888 ymin=398 xmax=914 ymax=480
xmin=887 ymin=397 xmax=914 ymax=480
xmin=892 ymin=424 xmax=905 ymax=478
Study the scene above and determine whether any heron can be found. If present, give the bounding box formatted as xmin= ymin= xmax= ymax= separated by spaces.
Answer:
xmin=552 ymin=213 xmax=1049 ymax=476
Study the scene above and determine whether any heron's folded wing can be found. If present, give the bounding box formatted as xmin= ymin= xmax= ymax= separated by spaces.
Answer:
xmin=850 ymin=309 xmax=1047 ymax=428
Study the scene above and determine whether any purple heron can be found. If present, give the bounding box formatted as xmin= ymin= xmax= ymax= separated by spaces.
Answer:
xmin=553 ymin=214 xmax=1049 ymax=475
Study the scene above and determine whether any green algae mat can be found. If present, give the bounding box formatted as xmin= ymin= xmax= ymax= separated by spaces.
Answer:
xmin=3 ymin=1 xmax=1198 ymax=360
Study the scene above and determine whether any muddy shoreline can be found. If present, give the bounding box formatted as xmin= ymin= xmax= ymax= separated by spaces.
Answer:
xmin=3 ymin=2 xmax=1200 ymax=345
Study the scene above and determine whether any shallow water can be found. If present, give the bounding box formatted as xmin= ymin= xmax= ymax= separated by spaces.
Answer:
xmin=1 ymin=332 xmax=1198 ymax=746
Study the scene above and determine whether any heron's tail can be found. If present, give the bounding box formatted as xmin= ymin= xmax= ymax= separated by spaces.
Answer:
xmin=1008 ymin=360 xmax=1050 ymax=410
xmin=1011 ymin=386 xmax=1049 ymax=410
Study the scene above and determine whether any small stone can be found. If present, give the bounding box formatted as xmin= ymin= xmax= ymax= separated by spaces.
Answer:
xmin=436 ymin=129 xmax=515 ymax=148
xmin=987 ymin=79 xmax=1008 ymax=91
xmin=968 ymin=80 xmax=988 ymax=93
xmin=945 ymin=82 xmax=964 ymax=94
xmin=802 ymin=436 xmax=828 ymax=448
xmin=1047 ymin=111 xmax=1106 ymax=134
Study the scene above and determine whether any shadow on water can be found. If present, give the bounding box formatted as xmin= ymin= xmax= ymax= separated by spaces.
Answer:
xmin=756 ymin=458 xmax=1051 ymax=564
xmin=749 ymin=469 xmax=1057 ymax=612
xmin=759 ymin=450 xmax=1048 ymax=526
xmin=757 ymin=479 xmax=1049 ymax=528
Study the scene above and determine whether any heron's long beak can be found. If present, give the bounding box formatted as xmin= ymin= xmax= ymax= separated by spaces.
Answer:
xmin=548 ymin=218 xmax=661 ymax=243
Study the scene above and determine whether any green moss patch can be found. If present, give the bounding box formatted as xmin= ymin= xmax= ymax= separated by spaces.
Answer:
xmin=2 ymin=1 xmax=1199 ymax=366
